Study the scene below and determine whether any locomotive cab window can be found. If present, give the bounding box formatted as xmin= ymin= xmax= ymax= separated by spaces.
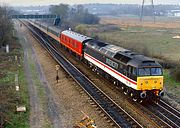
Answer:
xmin=138 ymin=67 xmax=162 ymax=76
xmin=151 ymin=68 xmax=162 ymax=76
xmin=138 ymin=68 xmax=150 ymax=76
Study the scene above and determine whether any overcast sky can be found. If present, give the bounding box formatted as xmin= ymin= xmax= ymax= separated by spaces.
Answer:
xmin=0 ymin=0 xmax=179 ymax=6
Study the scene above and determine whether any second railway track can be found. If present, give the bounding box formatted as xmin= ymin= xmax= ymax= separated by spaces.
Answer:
xmin=145 ymin=100 xmax=180 ymax=128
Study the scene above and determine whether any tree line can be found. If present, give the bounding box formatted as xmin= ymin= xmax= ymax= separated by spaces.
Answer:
xmin=0 ymin=6 xmax=13 ymax=49
xmin=49 ymin=4 xmax=100 ymax=27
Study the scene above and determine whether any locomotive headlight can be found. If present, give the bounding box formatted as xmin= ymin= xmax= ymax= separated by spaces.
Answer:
xmin=160 ymin=82 xmax=162 ymax=84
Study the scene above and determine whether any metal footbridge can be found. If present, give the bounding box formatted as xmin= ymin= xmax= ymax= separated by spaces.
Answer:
xmin=10 ymin=14 xmax=56 ymax=19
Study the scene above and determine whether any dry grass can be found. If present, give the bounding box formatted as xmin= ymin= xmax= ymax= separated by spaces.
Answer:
xmin=97 ymin=29 xmax=180 ymax=61
xmin=96 ymin=16 xmax=180 ymax=61
xmin=100 ymin=16 xmax=180 ymax=29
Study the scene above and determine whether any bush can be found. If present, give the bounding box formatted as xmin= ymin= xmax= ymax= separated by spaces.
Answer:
xmin=170 ymin=64 xmax=180 ymax=82
xmin=75 ymin=25 xmax=87 ymax=34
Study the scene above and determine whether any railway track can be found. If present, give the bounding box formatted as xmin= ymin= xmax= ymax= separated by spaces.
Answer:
xmin=22 ymin=21 xmax=143 ymax=128
xmin=145 ymin=100 xmax=180 ymax=128
xmin=22 ymin=20 xmax=180 ymax=128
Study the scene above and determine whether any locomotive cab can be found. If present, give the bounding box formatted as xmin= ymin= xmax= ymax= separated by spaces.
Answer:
xmin=136 ymin=66 xmax=164 ymax=99
xmin=128 ymin=56 xmax=164 ymax=100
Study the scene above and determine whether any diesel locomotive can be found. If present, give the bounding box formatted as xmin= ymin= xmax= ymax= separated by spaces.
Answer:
xmin=28 ymin=20 xmax=164 ymax=102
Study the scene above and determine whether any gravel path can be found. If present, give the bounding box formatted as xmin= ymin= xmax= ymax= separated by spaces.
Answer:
xmin=15 ymin=25 xmax=44 ymax=127
xmin=32 ymin=46 xmax=62 ymax=128
xmin=14 ymin=20 xmax=63 ymax=128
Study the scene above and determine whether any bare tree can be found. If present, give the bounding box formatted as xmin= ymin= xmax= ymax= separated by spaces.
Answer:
xmin=0 ymin=6 xmax=13 ymax=48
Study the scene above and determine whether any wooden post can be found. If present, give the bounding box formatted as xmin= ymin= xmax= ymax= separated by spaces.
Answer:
xmin=55 ymin=65 xmax=60 ymax=83
xmin=6 ymin=44 xmax=9 ymax=53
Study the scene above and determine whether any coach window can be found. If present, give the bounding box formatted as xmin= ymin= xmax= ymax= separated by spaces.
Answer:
xmin=71 ymin=40 xmax=73 ymax=46
xmin=74 ymin=42 xmax=77 ymax=48
xmin=66 ymin=37 xmax=68 ymax=42
xmin=67 ymin=38 xmax=69 ymax=43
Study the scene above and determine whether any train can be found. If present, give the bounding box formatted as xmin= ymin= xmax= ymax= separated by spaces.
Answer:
xmin=28 ymin=20 xmax=164 ymax=102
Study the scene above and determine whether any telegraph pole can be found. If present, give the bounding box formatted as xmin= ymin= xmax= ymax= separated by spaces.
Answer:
xmin=140 ymin=0 xmax=145 ymax=22
xmin=151 ymin=0 xmax=156 ymax=23
xmin=140 ymin=0 xmax=155 ymax=23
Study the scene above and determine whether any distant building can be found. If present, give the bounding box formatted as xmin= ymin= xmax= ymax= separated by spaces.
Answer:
xmin=170 ymin=10 xmax=180 ymax=17
xmin=174 ymin=12 xmax=180 ymax=17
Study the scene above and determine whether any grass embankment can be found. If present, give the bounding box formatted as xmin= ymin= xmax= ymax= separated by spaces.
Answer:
xmin=164 ymin=70 xmax=180 ymax=101
xmin=0 ymin=37 xmax=29 ymax=128
xmin=98 ymin=27 xmax=179 ymax=61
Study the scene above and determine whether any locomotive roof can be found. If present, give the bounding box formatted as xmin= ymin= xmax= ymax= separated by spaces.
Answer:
xmin=86 ymin=40 xmax=130 ymax=56
xmin=127 ymin=55 xmax=160 ymax=67
xmin=86 ymin=39 xmax=161 ymax=67
xmin=101 ymin=44 xmax=130 ymax=53
xmin=61 ymin=30 xmax=92 ymax=42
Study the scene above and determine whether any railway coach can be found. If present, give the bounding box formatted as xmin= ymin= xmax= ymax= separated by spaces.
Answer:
xmin=60 ymin=30 xmax=92 ymax=58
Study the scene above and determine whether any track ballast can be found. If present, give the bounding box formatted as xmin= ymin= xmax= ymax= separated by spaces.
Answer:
xmin=24 ymin=21 xmax=143 ymax=128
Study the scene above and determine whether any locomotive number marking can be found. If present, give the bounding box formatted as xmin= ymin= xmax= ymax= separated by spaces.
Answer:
xmin=106 ymin=58 xmax=118 ymax=69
